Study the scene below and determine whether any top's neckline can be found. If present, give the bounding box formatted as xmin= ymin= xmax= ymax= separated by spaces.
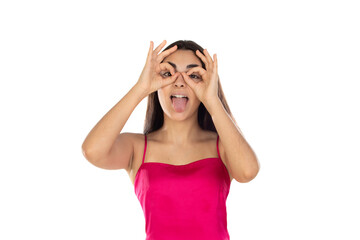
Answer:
xmin=134 ymin=157 xmax=221 ymax=188
xmin=142 ymin=157 xmax=220 ymax=167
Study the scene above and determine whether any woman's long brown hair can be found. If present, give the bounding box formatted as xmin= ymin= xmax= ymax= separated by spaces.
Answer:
xmin=143 ymin=40 xmax=237 ymax=135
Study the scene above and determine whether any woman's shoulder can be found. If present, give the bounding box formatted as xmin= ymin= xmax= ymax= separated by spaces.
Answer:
xmin=117 ymin=132 xmax=146 ymax=150
xmin=124 ymin=132 xmax=146 ymax=143
xmin=125 ymin=131 xmax=163 ymax=147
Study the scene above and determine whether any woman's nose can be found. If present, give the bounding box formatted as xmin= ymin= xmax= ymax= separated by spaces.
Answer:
xmin=174 ymin=72 xmax=186 ymax=87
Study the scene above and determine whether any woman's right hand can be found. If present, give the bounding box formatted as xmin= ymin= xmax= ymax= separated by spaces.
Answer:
xmin=136 ymin=40 xmax=180 ymax=95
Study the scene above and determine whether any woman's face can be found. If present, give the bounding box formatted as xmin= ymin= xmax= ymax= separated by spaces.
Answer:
xmin=157 ymin=50 xmax=203 ymax=121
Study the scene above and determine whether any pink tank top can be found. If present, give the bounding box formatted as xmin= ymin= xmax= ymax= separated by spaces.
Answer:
xmin=134 ymin=134 xmax=231 ymax=240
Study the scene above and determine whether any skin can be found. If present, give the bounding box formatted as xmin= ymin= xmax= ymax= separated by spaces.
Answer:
xmin=82 ymin=40 xmax=258 ymax=185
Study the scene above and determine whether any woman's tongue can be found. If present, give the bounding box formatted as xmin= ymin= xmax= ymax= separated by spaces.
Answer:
xmin=172 ymin=97 xmax=188 ymax=112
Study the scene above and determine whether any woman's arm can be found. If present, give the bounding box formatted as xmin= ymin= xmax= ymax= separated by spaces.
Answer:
xmin=81 ymin=40 xmax=179 ymax=170
xmin=206 ymin=99 xmax=260 ymax=183
xmin=81 ymin=84 xmax=148 ymax=169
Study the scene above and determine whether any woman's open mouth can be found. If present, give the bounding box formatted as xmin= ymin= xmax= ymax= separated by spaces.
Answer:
xmin=170 ymin=95 xmax=189 ymax=112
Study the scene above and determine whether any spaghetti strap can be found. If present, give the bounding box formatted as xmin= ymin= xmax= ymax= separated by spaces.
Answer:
xmin=142 ymin=134 xmax=147 ymax=164
xmin=216 ymin=134 xmax=221 ymax=160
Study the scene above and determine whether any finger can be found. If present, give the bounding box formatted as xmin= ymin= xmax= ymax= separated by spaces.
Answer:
xmin=154 ymin=40 xmax=167 ymax=55
xmin=147 ymin=41 xmax=154 ymax=60
xmin=181 ymin=72 xmax=197 ymax=90
xmin=159 ymin=62 xmax=176 ymax=75
xmin=214 ymin=54 xmax=218 ymax=72
xmin=195 ymin=50 xmax=209 ymax=69
xmin=158 ymin=45 xmax=178 ymax=62
xmin=203 ymin=49 xmax=214 ymax=66
xmin=186 ymin=66 xmax=207 ymax=76
xmin=171 ymin=72 xmax=181 ymax=81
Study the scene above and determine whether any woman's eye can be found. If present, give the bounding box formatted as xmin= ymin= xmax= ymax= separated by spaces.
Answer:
xmin=189 ymin=74 xmax=201 ymax=79
xmin=162 ymin=72 xmax=172 ymax=77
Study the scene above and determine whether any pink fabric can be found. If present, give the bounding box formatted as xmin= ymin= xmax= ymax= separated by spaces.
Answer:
xmin=134 ymin=134 xmax=231 ymax=240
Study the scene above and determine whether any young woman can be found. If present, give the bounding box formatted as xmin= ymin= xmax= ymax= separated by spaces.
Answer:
xmin=82 ymin=40 xmax=260 ymax=240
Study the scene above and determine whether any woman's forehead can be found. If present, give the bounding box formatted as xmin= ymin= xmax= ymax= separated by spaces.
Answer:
xmin=164 ymin=50 xmax=202 ymax=65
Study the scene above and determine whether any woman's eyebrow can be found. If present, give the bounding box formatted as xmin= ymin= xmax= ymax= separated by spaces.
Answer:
xmin=166 ymin=61 xmax=199 ymax=70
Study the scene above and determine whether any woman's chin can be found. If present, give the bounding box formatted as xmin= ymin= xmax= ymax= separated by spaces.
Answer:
xmin=169 ymin=111 xmax=188 ymax=120
xmin=169 ymin=108 xmax=199 ymax=121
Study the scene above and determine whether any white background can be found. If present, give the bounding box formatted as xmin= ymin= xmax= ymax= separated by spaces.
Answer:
xmin=1 ymin=0 xmax=359 ymax=239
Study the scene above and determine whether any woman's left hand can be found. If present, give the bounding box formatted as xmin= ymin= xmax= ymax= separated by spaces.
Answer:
xmin=181 ymin=49 xmax=219 ymax=107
